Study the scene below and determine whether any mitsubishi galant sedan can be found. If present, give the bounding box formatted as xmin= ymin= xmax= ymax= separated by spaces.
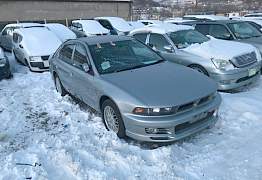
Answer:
xmin=49 ymin=35 xmax=221 ymax=142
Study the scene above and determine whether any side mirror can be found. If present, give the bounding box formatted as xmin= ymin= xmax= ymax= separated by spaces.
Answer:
xmin=82 ymin=63 xmax=90 ymax=73
xmin=163 ymin=45 xmax=174 ymax=53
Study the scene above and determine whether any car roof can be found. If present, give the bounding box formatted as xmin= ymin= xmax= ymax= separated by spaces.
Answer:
xmin=5 ymin=23 xmax=44 ymax=28
xmin=72 ymin=20 xmax=110 ymax=34
xmin=183 ymin=15 xmax=229 ymax=21
xmin=130 ymin=23 xmax=193 ymax=35
xmin=188 ymin=20 xmax=244 ymax=25
xmin=78 ymin=35 xmax=133 ymax=45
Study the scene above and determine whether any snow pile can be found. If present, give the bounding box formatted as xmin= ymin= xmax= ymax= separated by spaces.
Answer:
xmin=0 ymin=53 xmax=262 ymax=179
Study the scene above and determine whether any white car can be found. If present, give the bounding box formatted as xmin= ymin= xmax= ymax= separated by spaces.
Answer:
xmin=128 ymin=21 xmax=145 ymax=29
xmin=13 ymin=27 xmax=62 ymax=72
xmin=138 ymin=19 xmax=163 ymax=26
xmin=165 ymin=18 xmax=195 ymax=25
xmin=71 ymin=20 xmax=110 ymax=37
xmin=0 ymin=23 xmax=44 ymax=51
xmin=44 ymin=23 xmax=76 ymax=42
xmin=130 ymin=23 xmax=262 ymax=90
xmin=95 ymin=17 xmax=134 ymax=35
xmin=183 ymin=15 xmax=229 ymax=21
xmin=243 ymin=13 xmax=262 ymax=20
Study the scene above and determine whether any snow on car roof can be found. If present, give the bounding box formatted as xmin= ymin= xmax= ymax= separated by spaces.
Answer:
xmin=72 ymin=20 xmax=110 ymax=35
xmin=95 ymin=17 xmax=134 ymax=32
xmin=137 ymin=19 xmax=163 ymax=25
xmin=165 ymin=18 xmax=196 ymax=24
xmin=79 ymin=35 xmax=132 ymax=45
xmin=128 ymin=21 xmax=145 ymax=29
xmin=44 ymin=23 xmax=76 ymax=42
xmin=129 ymin=23 xmax=194 ymax=35
xmin=5 ymin=23 xmax=44 ymax=28
xmin=183 ymin=15 xmax=229 ymax=21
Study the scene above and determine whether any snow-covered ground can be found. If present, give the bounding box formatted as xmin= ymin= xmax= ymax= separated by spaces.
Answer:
xmin=0 ymin=52 xmax=262 ymax=180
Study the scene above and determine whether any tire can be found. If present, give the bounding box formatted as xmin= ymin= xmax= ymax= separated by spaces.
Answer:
xmin=54 ymin=75 xmax=67 ymax=96
xmin=102 ymin=99 xmax=126 ymax=138
xmin=189 ymin=64 xmax=209 ymax=76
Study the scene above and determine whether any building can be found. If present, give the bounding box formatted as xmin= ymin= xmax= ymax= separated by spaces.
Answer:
xmin=0 ymin=0 xmax=132 ymax=26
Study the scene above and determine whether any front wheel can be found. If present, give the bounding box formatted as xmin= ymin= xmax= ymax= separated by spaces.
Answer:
xmin=189 ymin=64 xmax=209 ymax=76
xmin=55 ymin=75 xmax=67 ymax=96
xmin=102 ymin=99 xmax=126 ymax=138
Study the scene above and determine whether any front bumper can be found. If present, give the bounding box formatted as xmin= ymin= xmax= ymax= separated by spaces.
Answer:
xmin=123 ymin=94 xmax=222 ymax=142
xmin=29 ymin=60 xmax=49 ymax=72
xmin=209 ymin=61 xmax=261 ymax=91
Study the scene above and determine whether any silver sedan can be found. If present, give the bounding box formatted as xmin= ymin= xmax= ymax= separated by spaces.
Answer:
xmin=49 ymin=35 xmax=221 ymax=142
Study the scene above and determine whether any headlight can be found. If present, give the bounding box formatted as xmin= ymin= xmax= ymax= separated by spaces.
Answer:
xmin=133 ymin=107 xmax=174 ymax=116
xmin=0 ymin=58 xmax=6 ymax=66
xmin=29 ymin=56 xmax=42 ymax=62
xmin=211 ymin=59 xmax=234 ymax=70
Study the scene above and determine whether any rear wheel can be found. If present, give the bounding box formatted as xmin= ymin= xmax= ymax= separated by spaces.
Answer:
xmin=189 ymin=64 xmax=209 ymax=76
xmin=55 ymin=75 xmax=67 ymax=96
xmin=102 ymin=99 xmax=126 ymax=138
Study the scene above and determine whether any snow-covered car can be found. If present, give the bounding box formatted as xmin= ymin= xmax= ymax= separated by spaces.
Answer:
xmin=190 ymin=20 xmax=262 ymax=55
xmin=165 ymin=18 xmax=195 ymax=25
xmin=13 ymin=27 xmax=62 ymax=72
xmin=130 ymin=24 xmax=262 ymax=91
xmin=243 ymin=13 xmax=262 ymax=20
xmin=138 ymin=19 xmax=163 ymax=26
xmin=95 ymin=17 xmax=134 ymax=35
xmin=44 ymin=23 xmax=76 ymax=42
xmin=50 ymin=35 xmax=221 ymax=142
xmin=128 ymin=21 xmax=145 ymax=29
xmin=241 ymin=19 xmax=262 ymax=31
xmin=70 ymin=20 xmax=110 ymax=37
xmin=0 ymin=23 xmax=44 ymax=51
xmin=0 ymin=48 xmax=11 ymax=80
xmin=183 ymin=15 xmax=229 ymax=21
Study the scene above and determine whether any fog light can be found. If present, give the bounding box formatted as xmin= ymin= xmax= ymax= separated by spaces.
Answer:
xmin=220 ymin=80 xmax=235 ymax=84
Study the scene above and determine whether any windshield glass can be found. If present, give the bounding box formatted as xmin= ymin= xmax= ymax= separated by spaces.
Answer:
xmin=168 ymin=29 xmax=209 ymax=49
xmin=89 ymin=40 xmax=164 ymax=74
xmin=228 ymin=22 xmax=262 ymax=39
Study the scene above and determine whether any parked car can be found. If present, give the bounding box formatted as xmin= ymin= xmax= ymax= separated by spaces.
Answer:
xmin=70 ymin=20 xmax=110 ymax=37
xmin=130 ymin=24 xmax=262 ymax=91
xmin=95 ymin=17 xmax=134 ymax=35
xmin=0 ymin=23 xmax=44 ymax=51
xmin=128 ymin=21 xmax=145 ymax=29
xmin=44 ymin=23 xmax=76 ymax=42
xmin=13 ymin=27 xmax=62 ymax=72
xmin=243 ymin=13 xmax=262 ymax=20
xmin=186 ymin=20 xmax=262 ymax=54
xmin=183 ymin=15 xmax=229 ymax=21
xmin=49 ymin=35 xmax=221 ymax=142
xmin=138 ymin=20 xmax=163 ymax=26
xmin=241 ymin=19 xmax=262 ymax=31
xmin=165 ymin=18 xmax=196 ymax=25
xmin=0 ymin=48 xmax=11 ymax=80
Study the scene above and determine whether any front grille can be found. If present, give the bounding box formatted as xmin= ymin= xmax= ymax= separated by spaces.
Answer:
xmin=233 ymin=52 xmax=257 ymax=68
xmin=236 ymin=72 xmax=259 ymax=83
xmin=41 ymin=56 xmax=50 ymax=61
xmin=175 ymin=111 xmax=215 ymax=134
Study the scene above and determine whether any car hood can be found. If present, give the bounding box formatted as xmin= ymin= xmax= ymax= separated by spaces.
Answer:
xmin=183 ymin=38 xmax=256 ymax=60
xmin=101 ymin=62 xmax=217 ymax=107
xmin=237 ymin=36 xmax=262 ymax=53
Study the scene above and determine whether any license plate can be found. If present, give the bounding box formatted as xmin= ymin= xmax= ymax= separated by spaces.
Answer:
xmin=248 ymin=68 xmax=257 ymax=77
xmin=43 ymin=61 xmax=49 ymax=67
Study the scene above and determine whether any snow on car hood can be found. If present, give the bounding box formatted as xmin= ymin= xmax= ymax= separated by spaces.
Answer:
xmin=183 ymin=38 xmax=257 ymax=60
xmin=17 ymin=27 xmax=62 ymax=56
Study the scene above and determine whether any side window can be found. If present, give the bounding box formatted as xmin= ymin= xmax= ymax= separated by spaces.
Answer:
xmin=98 ymin=20 xmax=113 ymax=30
xmin=149 ymin=33 xmax=170 ymax=51
xmin=73 ymin=44 xmax=89 ymax=70
xmin=2 ymin=28 xmax=9 ymax=36
xmin=209 ymin=24 xmax=233 ymax=40
xmin=133 ymin=33 xmax=148 ymax=43
xmin=59 ymin=44 xmax=75 ymax=64
xmin=195 ymin=24 xmax=210 ymax=35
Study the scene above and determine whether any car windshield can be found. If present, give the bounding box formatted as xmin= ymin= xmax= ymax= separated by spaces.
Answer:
xmin=228 ymin=22 xmax=262 ymax=39
xmin=89 ymin=39 xmax=164 ymax=74
xmin=168 ymin=29 xmax=209 ymax=49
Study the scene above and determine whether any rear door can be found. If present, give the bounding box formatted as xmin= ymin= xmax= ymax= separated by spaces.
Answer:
xmin=56 ymin=44 xmax=76 ymax=94
xmin=71 ymin=43 xmax=97 ymax=108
